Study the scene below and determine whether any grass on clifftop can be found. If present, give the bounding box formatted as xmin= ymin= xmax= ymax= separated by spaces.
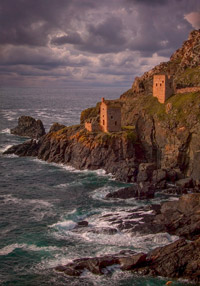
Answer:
xmin=175 ymin=66 xmax=200 ymax=87
xmin=121 ymin=89 xmax=200 ymax=127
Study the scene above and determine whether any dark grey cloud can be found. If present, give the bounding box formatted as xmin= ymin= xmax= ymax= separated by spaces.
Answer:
xmin=126 ymin=0 xmax=169 ymax=5
xmin=79 ymin=16 xmax=126 ymax=53
xmin=0 ymin=0 xmax=71 ymax=46
xmin=0 ymin=0 xmax=199 ymax=87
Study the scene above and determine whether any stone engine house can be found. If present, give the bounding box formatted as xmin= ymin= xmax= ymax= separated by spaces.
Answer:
xmin=100 ymin=98 xmax=122 ymax=132
xmin=153 ymin=74 xmax=174 ymax=103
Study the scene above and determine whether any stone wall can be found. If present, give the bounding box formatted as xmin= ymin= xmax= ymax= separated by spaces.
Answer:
xmin=176 ymin=87 xmax=200 ymax=94
xmin=106 ymin=107 xmax=121 ymax=132
xmin=85 ymin=122 xmax=99 ymax=132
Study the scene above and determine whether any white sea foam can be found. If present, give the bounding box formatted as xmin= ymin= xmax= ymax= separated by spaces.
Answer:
xmin=50 ymin=220 xmax=77 ymax=231
xmin=0 ymin=128 xmax=10 ymax=134
xmin=0 ymin=194 xmax=54 ymax=221
xmin=55 ymin=183 xmax=70 ymax=188
xmin=0 ymin=243 xmax=59 ymax=256
xmin=1 ymin=194 xmax=52 ymax=207
xmin=2 ymin=110 xmax=17 ymax=121
xmin=91 ymin=186 xmax=118 ymax=201
xmin=32 ymin=158 xmax=112 ymax=181
xmin=0 ymin=144 xmax=13 ymax=153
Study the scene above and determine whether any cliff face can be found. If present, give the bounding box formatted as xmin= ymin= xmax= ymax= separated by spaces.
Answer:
xmin=128 ymin=29 xmax=200 ymax=96
xmin=119 ymin=30 xmax=200 ymax=180
xmin=5 ymin=30 xmax=200 ymax=182
xmin=6 ymin=125 xmax=144 ymax=182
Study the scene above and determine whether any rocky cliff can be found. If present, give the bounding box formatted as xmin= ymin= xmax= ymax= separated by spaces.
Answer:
xmin=4 ymin=30 xmax=200 ymax=184
xmin=79 ymin=29 xmax=200 ymax=181
xmin=5 ymin=125 xmax=144 ymax=182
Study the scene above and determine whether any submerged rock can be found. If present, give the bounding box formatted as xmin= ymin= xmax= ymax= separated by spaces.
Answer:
xmin=11 ymin=116 xmax=45 ymax=139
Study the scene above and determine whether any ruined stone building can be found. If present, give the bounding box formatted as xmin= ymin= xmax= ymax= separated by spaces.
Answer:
xmin=153 ymin=75 xmax=174 ymax=103
xmin=100 ymin=98 xmax=122 ymax=132
xmin=84 ymin=119 xmax=99 ymax=132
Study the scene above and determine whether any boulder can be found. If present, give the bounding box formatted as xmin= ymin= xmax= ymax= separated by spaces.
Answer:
xmin=3 ymin=139 xmax=39 ymax=157
xmin=77 ymin=221 xmax=88 ymax=227
xmin=49 ymin=122 xmax=66 ymax=133
xmin=11 ymin=116 xmax=45 ymax=139
xmin=137 ymin=163 xmax=156 ymax=182
xmin=154 ymin=193 xmax=200 ymax=240
xmin=176 ymin=177 xmax=194 ymax=189
xmin=106 ymin=182 xmax=155 ymax=200
xmin=55 ymin=237 xmax=200 ymax=282
xmin=147 ymin=238 xmax=200 ymax=282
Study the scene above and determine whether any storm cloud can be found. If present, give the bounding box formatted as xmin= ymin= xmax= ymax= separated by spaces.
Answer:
xmin=0 ymin=0 xmax=199 ymax=87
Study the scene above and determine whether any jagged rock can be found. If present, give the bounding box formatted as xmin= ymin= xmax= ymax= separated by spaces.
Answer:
xmin=119 ymin=253 xmax=147 ymax=271
xmin=147 ymin=237 xmax=200 ymax=282
xmin=11 ymin=116 xmax=45 ymax=139
xmin=176 ymin=177 xmax=194 ymax=188
xmin=55 ymin=237 xmax=200 ymax=282
xmin=152 ymin=169 xmax=167 ymax=189
xmin=4 ymin=125 xmax=143 ymax=182
xmin=137 ymin=163 xmax=156 ymax=182
xmin=49 ymin=122 xmax=66 ymax=133
xmin=3 ymin=139 xmax=39 ymax=157
xmin=154 ymin=193 xmax=200 ymax=240
xmin=106 ymin=182 xmax=155 ymax=200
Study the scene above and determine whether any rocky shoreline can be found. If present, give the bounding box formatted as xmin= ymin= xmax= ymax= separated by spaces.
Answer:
xmin=3 ymin=30 xmax=200 ymax=283
xmin=3 ymin=117 xmax=200 ymax=283
xmin=54 ymin=193 xmax=200 ymax=282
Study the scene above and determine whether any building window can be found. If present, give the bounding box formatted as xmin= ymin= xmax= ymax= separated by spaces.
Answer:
xmin=103 ymin=120 xmax=105 ymax=125
xmin=156 ymin=83 xmax=158 ymax=87
xmin=111 ymin=115 xmax=113 ymax=119
xmin=160 ymin=83 xmax=162 ymax=86
xmin=115 ymin=121 xmax=117 ymax=126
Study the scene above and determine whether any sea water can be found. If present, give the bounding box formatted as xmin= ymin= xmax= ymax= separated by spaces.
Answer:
xmin=0 ymin=87 xmax=193 ymax=286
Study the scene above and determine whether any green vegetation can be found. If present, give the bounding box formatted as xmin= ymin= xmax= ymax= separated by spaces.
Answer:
xmin=120 ymin=89 xmax=135 ymax=99
xmin=175 ymin=67 xmax=200 ymax=87
xmin=80 ymin=103 xmax=100 ymax=123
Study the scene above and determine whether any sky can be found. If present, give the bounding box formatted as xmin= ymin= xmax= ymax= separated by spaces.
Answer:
xmin=0 ymin=0 xmax=200 ymax=89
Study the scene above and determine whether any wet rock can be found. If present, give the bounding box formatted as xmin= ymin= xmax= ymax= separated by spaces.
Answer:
xmin=89 ymin=227 xmax=118 ymax=235
xmin=55 ymin=237 xmax=200 ymax=282
xmin=3 ymin=139 xmax=39 ymax=157
xmin=11 ymin=116 xmax=45 ymax=139
xmin=119 ymin=253 xmax=147 ymax=271
xmin=56 ymin=256 xmax=120 ymax=276
xmin=77 ymin=221 xmax=88 ymax=227
xmin=106 ymin=182 xmax=155 ymax=200
xmin=147 ymin=237 xmax=200 ymax=282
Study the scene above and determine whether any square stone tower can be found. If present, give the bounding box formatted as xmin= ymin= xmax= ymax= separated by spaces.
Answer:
xmin=153 ymin=75 xmax=174 ymax=103
xmin=100 ymin=98 xmax=122 ymax=132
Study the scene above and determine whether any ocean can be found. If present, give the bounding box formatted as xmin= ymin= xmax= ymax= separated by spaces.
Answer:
xmin=0 ymin=87 xmax=193 ymax=286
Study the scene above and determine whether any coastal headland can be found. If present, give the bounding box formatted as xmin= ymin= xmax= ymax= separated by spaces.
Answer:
xmin=4 ymin=30 xmax=200 ymax=283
